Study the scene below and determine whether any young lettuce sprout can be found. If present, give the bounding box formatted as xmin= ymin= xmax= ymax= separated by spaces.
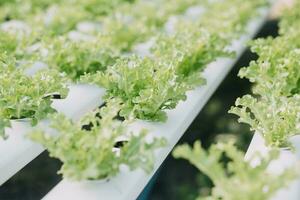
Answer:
xmin=173 ymin=141 xmax=298 ymax=200
xmin=29 ymin=100 xmax=166 ymax=180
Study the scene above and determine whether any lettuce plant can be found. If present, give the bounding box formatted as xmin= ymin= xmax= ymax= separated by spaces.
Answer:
xmin=173 ymin=141 xmax=297 ymax=200
xmin=230 ymin=95 xmax=300 ymax=147
xmin=33 ymin=4 xmax=90 ymax=36
xmin=29 ymin=100 xmax=166 ymax=180
xmin=152 ymin=25 xmax=229 ymax=78
xmin=200 ymin=0 xmax=268 ymax=41
xmin=0 ymin=30 xmax=42 ymax=62
xmin=238 ymin=33 xmax=300 ymax=97
xmin=279 ymin=0 xmax=300 ymax=35
xmin=0 ymin=55 xmax=68 ymax=138
xmin=39 ymin=36 xmax=120 ymax=80
xmin=0 ymin=31 xmax=19 ymax=55
xmin=81 ymin=56 xmax=195 ymax=121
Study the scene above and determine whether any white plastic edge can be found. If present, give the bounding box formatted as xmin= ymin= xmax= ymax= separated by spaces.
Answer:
xmin=42 ymin=7 xmax=271 ymax=200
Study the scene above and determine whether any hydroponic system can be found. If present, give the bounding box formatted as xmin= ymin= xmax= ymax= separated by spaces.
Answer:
xmin=0 ymin=0 xmax=299 ymax=199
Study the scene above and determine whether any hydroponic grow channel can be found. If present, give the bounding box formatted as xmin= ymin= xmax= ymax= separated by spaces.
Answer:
xmin=2 ymin=1 xmax=295 ymax=200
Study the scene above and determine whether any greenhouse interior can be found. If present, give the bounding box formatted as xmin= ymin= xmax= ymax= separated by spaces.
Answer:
xmin=0 ymin=0 xmax=300 ymax=199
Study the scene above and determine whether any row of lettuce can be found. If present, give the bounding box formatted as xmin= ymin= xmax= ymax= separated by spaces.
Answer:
xmin=174 ymin=2 xmax=300 ymax=200
xmin=0 ymin=0 xmax=268 ymax=181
